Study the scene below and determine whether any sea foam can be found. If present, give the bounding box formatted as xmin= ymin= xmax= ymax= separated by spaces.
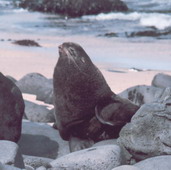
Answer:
xmin=140 ymin=13 xmax=171 ymax=30
xmin=82 ymin=12 xmax=141 ymax=21
xmin=13 ymin=8 xmax=28 ymax=13
xmin=83 ymin=12 xmax=171 ymax=30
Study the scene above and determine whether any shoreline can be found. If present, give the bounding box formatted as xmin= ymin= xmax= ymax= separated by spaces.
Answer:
xmin=100 ymin=68 xmax=171 ymax=93
xmin=1 ymin=32 xmax=171 ymax=94
xmin=1 ymin=33 xmax=171 ymax=71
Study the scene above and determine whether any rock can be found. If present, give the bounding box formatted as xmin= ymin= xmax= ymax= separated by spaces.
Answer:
xmin=0 ymin=72 xmax=24 ymax=142
xmin=16 ymin=73 xmax=53 ymax=104
xmin=13 ymin=39 xmax=41 ymax=47
xmin=112 ymin=165 xmax=140 ymax=170
xmin=24 ymin=100 xmax=55 ymax=123
xmin=50 ymin=145 xmax=123 ymax=170
xmin=93 ymin=139 xmax=117 ymax=147
xmin=129 ymin=30 xmax=161 ymax=37
xmin=23 ymin=155 xmax=53 ymax=169
xmin=93 ymin=139 xmax=136 ymax=165
xmin=0 ymin=140 xmax=24 ymax=169
xmin=104 ymin=32 xmax=118 ymax=37
xmin=36 ymin=88 xmax=53 ymax=104
xmin=25 ymin=165 xmax=34 ymax=170
xmin=118 ymin=88 xmax=171 ymax=161
xmin=152 ymin=73 xmax=171 ymax=88
xmin=135 ymin=155 xmax=171 ymax=170
xmin=119 ymin=85 xmax=163 ymax=106
xmin=16 ymin=0 xmax=128 ymax=17
xmin=18 ymin=120 xmax=70 ymax=159
xmin=127 ymin=29 xmax=171 ymax=38
xmin=36 ymin=166 xmax=47 ymax=170
xmin=0 ymin=163 xmax=22 ymax=170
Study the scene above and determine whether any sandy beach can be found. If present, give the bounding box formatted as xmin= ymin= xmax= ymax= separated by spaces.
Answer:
xmin=1 ymin=31 xmax=171 ymax=94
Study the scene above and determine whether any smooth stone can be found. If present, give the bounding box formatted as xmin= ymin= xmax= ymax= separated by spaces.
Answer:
xmin=16 ymin=73 xmax=53 ymax=104
xmin=112 ymin=165 xmax=140 ymax=170
xmin=93 ymin=139 xmax=135 ymax=165
xmin=0 ymin=72 xmax=24 ymax=142
xmin=24 ymin=100 xmax=55 ymax=123
xmin=50 ymin=145 xmax=123 ymax=170
xmin=18 ymin=120 xmax=69 ymax=159
xmin=25 ymin=165 xmax=34 ymax=170
xmin=0 ymin=140 xmax=24 ymax=168
xmin=23 ymin=155 xmax=53 ymax=169
xmin=36 ymin=166 xmax=47 ymax=170
xmin=0 ymin=163 xmax=22 ymax=170
xmin=152 ymin=73 xmax=171 ymax=88
xmin=93 ymin=139 xmax=117 ymax=147
xmin=135 ymin=155 xmax=171 ymax=170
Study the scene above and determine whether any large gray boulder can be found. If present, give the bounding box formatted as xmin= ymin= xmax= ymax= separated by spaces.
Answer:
xmin=135 ymin=155 xmax=171 ymax=170
xmin=0 ymin=163 xmax=22 ymax=170
xmin=23 ymin=155 xmax=53 ymax=169
xmin=152 ymin=73 xmax=171 ymax=88
xmin=112 ymin=165 xmax=140 ymax=170
xmin=93 ymin=139 xmax=117 ymax=147
xmin=0 ymin=72 xmax=24 ymax=142
xmin=118 ymin=87 xmax=171 ymax=161
xmin=119 ymin=85 xmax=163 ymax=106
xmin=93 ymin=139 xmax=136 ymax=165
xmin=24 ymin=100 xmax=55 ymax=123
xmin=16 ymin=0 xmax=128 ymax=17
xmin=50 ymin=145 xmax=123 ymax=170
xmin=18 ymin=120 xmax=70 ymax=159
xmin=16 ymin=73 xmax=53 ymax=104
xmin=0 ymin=140 xmax=24 ymax=169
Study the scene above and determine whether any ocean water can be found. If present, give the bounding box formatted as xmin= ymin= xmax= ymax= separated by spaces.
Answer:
xmin=1 ymin=0 xmax=171 ymax=37
xmin=0 ymin=0 xmax=171 ymax=70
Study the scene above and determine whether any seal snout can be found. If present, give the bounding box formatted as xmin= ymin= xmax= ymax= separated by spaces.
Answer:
xmin=58 ymin=44 xmax=67 ymax=57
xmin=58 ymin=44 xmax=63 ymax=53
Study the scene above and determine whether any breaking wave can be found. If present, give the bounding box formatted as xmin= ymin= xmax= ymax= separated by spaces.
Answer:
xmin=83 ymin=12 xmax=171 ymax=30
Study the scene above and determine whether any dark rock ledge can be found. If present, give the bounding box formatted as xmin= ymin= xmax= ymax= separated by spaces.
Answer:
xmin=14 ymin=0 xmax=128 ymax=17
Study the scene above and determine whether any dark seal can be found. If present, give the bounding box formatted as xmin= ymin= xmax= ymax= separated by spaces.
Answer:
xmin=53 ymin=42 xmax=139 ymax=151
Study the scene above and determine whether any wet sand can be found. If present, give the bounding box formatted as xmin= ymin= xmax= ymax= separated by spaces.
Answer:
xmin=1 ymin=32 xmax=171 ymax=94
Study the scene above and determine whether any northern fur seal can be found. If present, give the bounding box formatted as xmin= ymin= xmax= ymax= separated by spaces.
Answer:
xmin=53 ymin=42 xmax=139 ymax=151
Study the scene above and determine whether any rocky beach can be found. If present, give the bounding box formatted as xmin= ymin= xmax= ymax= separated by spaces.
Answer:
xmin=1 ymin=0 xmax=171 ymax=170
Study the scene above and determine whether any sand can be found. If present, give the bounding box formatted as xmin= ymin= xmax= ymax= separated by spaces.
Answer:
xmin=1 ymin=32 xmax=171 ymax=95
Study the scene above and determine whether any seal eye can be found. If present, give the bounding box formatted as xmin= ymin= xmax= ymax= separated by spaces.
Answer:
xmin=68 ymin=47 xmax=76 ymax=56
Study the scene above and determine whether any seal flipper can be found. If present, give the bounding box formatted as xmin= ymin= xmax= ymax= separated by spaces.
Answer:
xmin=95 ymin=94 xmax=139 ymax=138
xmin=95 ymin=103 xmax=123 ymax=126
xmin=85 ymin=116 xmax=104 ymax=141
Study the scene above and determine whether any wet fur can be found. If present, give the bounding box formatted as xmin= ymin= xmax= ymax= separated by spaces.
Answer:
xmin=53 ymin=42 xmax=113 ymax=141
xmin=53 ymin=42 xmax=139 ymax=147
